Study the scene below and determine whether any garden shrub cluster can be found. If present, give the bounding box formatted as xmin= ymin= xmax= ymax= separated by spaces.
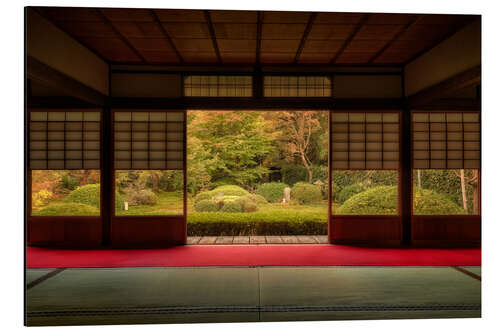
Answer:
xmin=126 ymin=189 xmax=157 ymax=206
xmin=194 ymin=185 xmax=251 ymax=203
xmin=337 ymin=183 xmax=366 ymax=204
xmin=337 ymin=185 xmax=464 ymax=215
xmin=194 ymin=199 xmax=218 ymax=212
xmin=256 ymin=182 xmax=288 ymax=203
xmin=36 ymin=202 xmax=100 ymax=216
xmin=291 ymin=182 xmax=322 ymax=204
xmin=194 ymin=185 xmax=264 ymax=213
xmin=281 ymin=164 xmax=307 ymax=186
xmin=65 ymin=184 xmax=125 ymax=211
xmin=32 ymin=189 xmax=53 ymax=207
xmin=188 ymin=210 xmax=327 ymax=236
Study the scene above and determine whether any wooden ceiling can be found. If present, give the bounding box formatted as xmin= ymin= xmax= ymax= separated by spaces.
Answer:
xmin=33 ymin=7 xmax=478 ymax=66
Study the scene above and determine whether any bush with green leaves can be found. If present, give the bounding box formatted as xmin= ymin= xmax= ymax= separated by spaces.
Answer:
xmin=194 ymin=185 xmax=250 ymax=203
xmin=194 ymin=199 xmax=218 ymax=212
xmin=281 ymin=164 xmax=307 ymax=186
xmin=256 ymin=182 xmax=288 ymax=203
xmin=60 ymin=174 xmax=80 ymax=191
xmin=337 ymin=183 xmax=366 ymax=204
xmin=337 ymin=185 xmax=464 ymax=215
xmin=34 ymin=202 xmax=100 ymax=216
xmin=66 ymin=184 xmax=124 ymax=211
xmin=220 ymin=200 xmax=243 ymax=213
xmin=235 ymin=196 xmax=258 ymax=212
xmin=127 ymin=189 xmax=157 ymax=206
xmin=291 ymin=182 xmax=323 ymax=205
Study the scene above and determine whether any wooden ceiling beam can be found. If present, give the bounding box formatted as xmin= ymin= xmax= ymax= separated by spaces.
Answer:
xmin=330 ymin=13 xmax=371 ymax=64
xmin=94 ymin=9 xmax=148 ymax=64
xmin=27 ymin=56 xmax=107 ymax=106
xmin=256 ymin=11 xmax=263 ymax=64
xmin=407 ymin=65 xmax=481 ymax=107
xmin=293 ymin=12 xmax=317 ymax=64
xmin=368 ymin=14 xmax=424 ymax=63
xmin=32 ymin=7 xmax=110 ymax=64
xmin=151 ymin=9 xmax=184 ymax=63
xmin=204 ymin=10 xmax=222 ymax=64
xmin=404 ymin=16 xmax=480 ymax=65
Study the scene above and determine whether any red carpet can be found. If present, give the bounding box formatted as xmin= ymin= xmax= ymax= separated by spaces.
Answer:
xmin=27 ymin=245 xmax=480 ymax=268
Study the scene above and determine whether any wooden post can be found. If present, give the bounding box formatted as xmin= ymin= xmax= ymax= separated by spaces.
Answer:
xmin=101 ymin=107 xmax=112 ymax=246
xmin=401 ymin=109 xmax=412 ymax=245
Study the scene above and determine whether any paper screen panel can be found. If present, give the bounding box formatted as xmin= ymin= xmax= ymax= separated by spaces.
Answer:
xmin=113 ymin=110 xmax=185 ymax=170
xmin=184 ymin=75 xmax=252 ymax=97
xmin=264 ymin=76 xmax=332 ymax=97
xmin=412 ymin=111 xmax=480 ymax=169
xmin=331 ymin=112 xmax=400 ymax=170
xmin=29 ymin=110 xmax=101 ymax=170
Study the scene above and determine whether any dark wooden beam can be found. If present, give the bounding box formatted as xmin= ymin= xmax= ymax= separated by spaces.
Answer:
xmin=151 ymin=9 xmax=184 ymax=63
xmin=417 ymin=98 xmax=480 ymax=111
xmin=32 ymin=7 xmax=110 ymax=64
xmin=368 ymin=15 xmax=423 ymax=64
xmin=110 ymin=97 xmax=404 ymax=110
xmin=404 ymin=16 xmax=480 ymax=66
xmin=330 ymin=13 xmax=371 ymax=64
xmin=400 ymin=108 xmax=412 ymax=245
xmin=293 ymin=12 xmax=317 ymax=64
xmin=407 ymin=65 xmax=481 ymax=107
xmin=204 ymin=10 xmax=222 ymax=64
xmin=256 ymin=11 xmax=263 ymax=64
xmin=95 ymin=9 xmax=148 ymax=64
xmin=27 ymin=56 xmax=107 ymax=106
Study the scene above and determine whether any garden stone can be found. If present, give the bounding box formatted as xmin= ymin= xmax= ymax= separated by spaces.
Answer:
xmin=284 ymin=187 xmax=291 ymax=203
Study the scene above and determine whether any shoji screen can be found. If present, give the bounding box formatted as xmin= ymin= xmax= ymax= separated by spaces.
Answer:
xmin=412 ymin=111 xmax=480 ymax=169
xmin=183 ymin=75 xmax=252 ymax=97
xmin=264 ymin=76 xmax=332 ymax=97
xmin=113 ymin=110 xmax=185 ymax=170
xmin=331 ymin=112 xmax=400 ymax=169
xmin=29 ymin=110 xmax=101 ymax=169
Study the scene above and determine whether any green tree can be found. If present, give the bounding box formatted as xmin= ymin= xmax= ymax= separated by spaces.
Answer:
xmin=189 ymin=111 xmax=275 ymax=190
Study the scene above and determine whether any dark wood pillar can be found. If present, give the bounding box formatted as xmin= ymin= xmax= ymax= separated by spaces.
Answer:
xmin=101 ymin=107 xmax=112 ymax=246
xmin=401 ymin=108 xmax=412 ymax=245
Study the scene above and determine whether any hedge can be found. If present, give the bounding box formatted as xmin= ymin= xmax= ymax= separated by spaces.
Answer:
xmin=337 ymin=185 xmax=465 ymax=215
xmin=291 ymin=182 xmax=323 ymax=204
xmin=187 ymin=211 xmax=327 ymax=236
xmin=66 ymin=184 xmax=125 ymax=211
xmin=256 ymin=182 xmax=288 ymax=203
xmin=34 ymin=202 xmax=99 ymax=216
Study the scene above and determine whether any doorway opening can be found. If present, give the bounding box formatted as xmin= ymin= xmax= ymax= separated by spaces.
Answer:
xmin=186 ymin=110 xmax=329 ymax=244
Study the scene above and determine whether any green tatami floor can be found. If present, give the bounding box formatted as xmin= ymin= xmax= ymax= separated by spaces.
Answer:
xmin=25 ymin=266 xmax=481 ymax=326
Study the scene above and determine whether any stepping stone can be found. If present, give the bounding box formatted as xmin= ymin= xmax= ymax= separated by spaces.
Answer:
xmin=198 ymin=236 xmax=218 ymax=245
xmin=249 ymin=236 xmax=266 ymax=244
xmin=281 ymin=236 xmax=300 ymax=244
xmin=265 ymin=236 xmax=283 ymax=244
xmin=216 ymin=236 xmax=234 ymax=244
xmin=296 ymin=236 xmax=317 ymax=244
xmin=187 ymin=236 xmax=202 ymax=245
xmin=232 ymin=236 xmax=250 ymax=244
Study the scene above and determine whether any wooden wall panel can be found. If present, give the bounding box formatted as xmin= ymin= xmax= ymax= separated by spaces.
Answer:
xmin=334 ymin=75 xmax=402 ymax=98
xmin=111 ymin=216 xmax=186 ymax=247
xmin=412 ymin=215 xmax=481 ymax=243
xmin=111 ymin=73 xmax=182 ymax=97
xmin=329 ymin=216 xmax=401 ymax=243
xmin=27 ymin=217 xmax=102 ymax=247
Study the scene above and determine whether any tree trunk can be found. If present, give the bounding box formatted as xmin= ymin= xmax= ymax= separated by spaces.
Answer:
xmin=472 ymin=169 xmax=480 ymax=214
xmin=460 ymin=169 xmax=468 ymax=213
xmin=417 ymin=170 xmax=422 ymax=188
xmin=300 ymin=153 xmax=313 ymax=183
xmin=151 ymin=172 xmax=159 ymax=193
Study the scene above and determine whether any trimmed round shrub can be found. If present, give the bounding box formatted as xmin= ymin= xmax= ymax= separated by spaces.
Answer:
xmin=235 ymin=196 xmax=258 ymax=212
xmin=281 ymin=164 xmax=307 ymax=186
xmin=34 ymin=202 xmax=99 ymax=216
xmin=194 ymin=199 xmax=218 ymax=212
xmin=256 ymin=182 xmax=288 ymax=203
xmin=291 ymin=182 xmax=323 ymax=205
xmin=66 ymin=184 xmax=124 ymax=211
xmin=337 ymin=186 xmax=465 ymax=215
xmin=414 ymin=187 xmax=466 ymax=215
xmin=127 ymin=189 xmax=157 ymax=206
xmin=337 ymin=183 xmax=366 ymax=204
xmin=194 ymin=185 xmax=250 ymax=203
xmin=220 ymin=200 xmax=243 ymax=213
xmin=244 ymin=194 xmax=268 ymax=205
